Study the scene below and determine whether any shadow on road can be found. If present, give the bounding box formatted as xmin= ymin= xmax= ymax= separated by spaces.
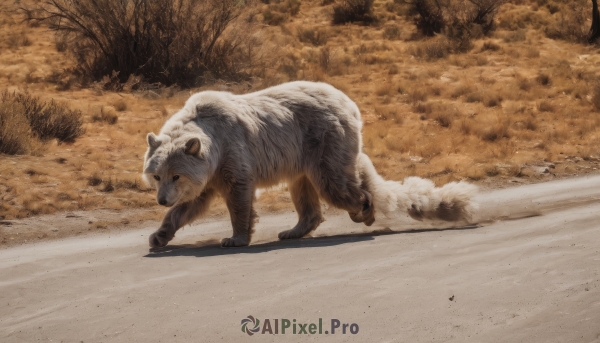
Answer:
xmin=144 ymin=224 xmax=480 ymax=258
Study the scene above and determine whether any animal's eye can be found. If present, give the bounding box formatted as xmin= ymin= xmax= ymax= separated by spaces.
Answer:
xmin=173 ymin=175 xmax=180 ymax=181
xmin=153 ymin=175 xmax=160 ymax=181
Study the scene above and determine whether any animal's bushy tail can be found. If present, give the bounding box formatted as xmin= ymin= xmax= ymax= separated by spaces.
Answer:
xmin=357 ymin=153 xmax=477 ymax=222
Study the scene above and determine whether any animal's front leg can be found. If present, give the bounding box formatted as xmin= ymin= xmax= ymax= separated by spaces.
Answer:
xmin=149 ymin=189 xmax=215 ymax=248
xmin=221 ymin=183 xmax=257 ymax=247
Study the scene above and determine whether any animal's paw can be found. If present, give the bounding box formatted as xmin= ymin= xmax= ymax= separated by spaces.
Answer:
xmin=349 ymin=191 xmax=375 ymax=226
xmin=221 ymin=235 xmax=250 ymax=248
xmin=149 ymin=230 xmax=173 ymax=248
xmin=278 ymin=228 xmax=304 ymax=240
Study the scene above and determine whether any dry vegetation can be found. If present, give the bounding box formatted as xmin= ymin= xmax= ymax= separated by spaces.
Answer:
xmin=2 ymin=0 xmax=600 ymax=245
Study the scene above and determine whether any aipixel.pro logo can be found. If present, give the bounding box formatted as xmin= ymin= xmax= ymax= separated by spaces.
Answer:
xmin=240 ymin=316 xmax=359 ymax=336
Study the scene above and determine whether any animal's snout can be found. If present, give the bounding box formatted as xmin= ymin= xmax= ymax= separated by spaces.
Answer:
xmin=158 ymin=198 xmax=168 ymax=206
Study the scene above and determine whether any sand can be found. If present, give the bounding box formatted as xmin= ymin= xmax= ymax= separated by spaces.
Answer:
xmin=1 ymin=176 xmax=600 ymax=342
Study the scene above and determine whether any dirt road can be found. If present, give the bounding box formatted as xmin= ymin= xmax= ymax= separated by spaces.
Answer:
xmin=2 ymin=176 xmax=600 ymax=342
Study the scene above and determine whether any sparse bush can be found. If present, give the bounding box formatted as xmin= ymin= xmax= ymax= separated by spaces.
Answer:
xmin=6 ymin=31 xmax=32 ymax=49
xmin=88 ymin=173 xmax=103 ymax=186
xmin=518 ymin=77 xmax=532 ymax=91
xmin=502 ymin=29 xmax=526 ymax=42
xmin=0 ymin=91 xmax=84 ymax=155
xmin=450 ymin=83 xmax=473 ymax=98
xmin=524 ymin=117 xmax=537 ymax=131
xmin=414 ymin=101 xmax=433 ymax=116
xmin=54 ymin=34 xmax=68 ymax=52
xmin=481 ymin=119 xmax=511 ymax=142
xmin=544 ymin=1 xmax=590 ymax=43
xmin=482 ymin=93 xmax=502 ymax=107
xmin=375 ymin=83 xmax=393 ymax=96
xmin=332 ymin=0 xmax=376 ymax=25
xmin=408 ymin=38 xmax=451 ymax=59
xmin=435 ymin=111 xmax=453 ymax=127
xmin=298 ymin=27 xmax=328 ymax=46
xmin=536 ymin=73 xmax=552 ymax=86
xmin=538 ymin=100 xmax=555 ymax=112
xmin=112 ymin=99 xmax=127 ymax=112
xmin=262 ymin=0 xmax=300 ymax=24
xmin=400 ymin=0 xmax=507 ymax=42
xmin=525 ymin=47 xmax=540 ymax=58
xmin=383 ymin=25 xmax=402 ymax=40
xmin=480 ymin=41 xmax=501 ymax=51
xmin=263 ymin=9 xmax=286 ymax=25
xmin=465 ymin=92 xmax=482 ymax=103
xmin=23 ymin=0 xmax=259 ymax=88
xmin=92 ymin=107 xmax=119 ymax=125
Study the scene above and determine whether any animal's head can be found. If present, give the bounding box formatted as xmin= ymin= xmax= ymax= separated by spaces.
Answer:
xmin=143 ymin=132 xmax=212 ymax=207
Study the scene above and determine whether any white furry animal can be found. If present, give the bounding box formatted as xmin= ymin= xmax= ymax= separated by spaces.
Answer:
xmin=143 ymin=81 xmax=477 ymax=248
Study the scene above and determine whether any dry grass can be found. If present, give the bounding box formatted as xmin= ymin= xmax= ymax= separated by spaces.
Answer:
xmin=2 ymin=0 xmax=600 ymax=225
xmin=0 ymin=91 xmax=84 ymax=155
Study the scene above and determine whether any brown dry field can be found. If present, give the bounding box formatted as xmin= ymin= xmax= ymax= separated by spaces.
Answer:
xmin=2 ymin=0 xmax=600 ymax=246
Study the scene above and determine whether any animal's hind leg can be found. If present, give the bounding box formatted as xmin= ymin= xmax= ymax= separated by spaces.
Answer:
xmin=279 ymin=176 xmax=323 ymax=240
xmin=308 ymin=162 xmax=375 ymax=227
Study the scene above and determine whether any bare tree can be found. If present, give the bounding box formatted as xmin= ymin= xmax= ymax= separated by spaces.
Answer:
xmin=589 ymin=0 xmax=600 ymax=43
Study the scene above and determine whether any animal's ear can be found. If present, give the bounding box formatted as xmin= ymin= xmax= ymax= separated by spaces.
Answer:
xmin=185 ymin=137 xmax=201 ymax=156
xmin=147 ymin=132 xmax=161 ymax=149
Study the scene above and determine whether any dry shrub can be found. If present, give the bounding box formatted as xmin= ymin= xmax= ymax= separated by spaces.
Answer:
xmin=538 ymin=100 xmax=555 ymax=112
xmin=402 ymin=0 xmax=506 ymax=50
xmin=54 ymin=34 xmax=68 ymax=52
xmin=524 ymin=116 xmax=537 ymax=131
xmin=536 ymin=73 xmax=552 ymax=86
xmin=518 ymin=77 xmax=532 ymax=91
xmin=408 ymin=37 xmax=452 ymax=59
xmin=298 ymin=27 xmax=328 ymax=46
xmin=525 ymin=46 xmax=540 ymax=58
xmin=375 ymin=83 xmax=393 ymax=96
xmin=263 ymin=0 xmax=301 ymax=25
xmin=0 ymin=101 xmax=38 ymax=155
xmin=482 ymin=93 xmax=502 ymax=107
xmin=465 ymin=91 xmax=482 ymax=103
xmin=23 ymin=0 xmax=260 ymax=88
xmin=332 ymin=0 xmax=376 ymax=25
xmin=480 ymin=118 xmax=511 ymax=142
xmin=414 ymin=101 xmax=433 ymax=115
xmin=502 ymin=29 xmax=526 ymax=42
xmin=262 ymin=9 xmax=286 ymax=25
xmin=6 ymin=31 xmax=32 ymax=49
xmin=435 ymin=111 xmax=453 ymax=127
xmin=92 ymin=107 xmax=119 ymax=125
xmin=544 ymin=0 xmax=590 ymax=43
xmin=450 ymin=83 xmax=473 ymax=98
xmin=480 ymin=41 xmax=500 ymax=51
xmin=112 ymin=99 xmax=127 ymax=112
xmin=0 ymin=91 xmax=84 ymax=155
xmin=88 ymin=173 xmax=103 ymax=186
xmin=383 ymin=25 xmax=402 ymax=40
xmin=319 ymin=47 xmax=332 ymax=72
xmin=410 ymin=89 xmax=428 ymax=103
